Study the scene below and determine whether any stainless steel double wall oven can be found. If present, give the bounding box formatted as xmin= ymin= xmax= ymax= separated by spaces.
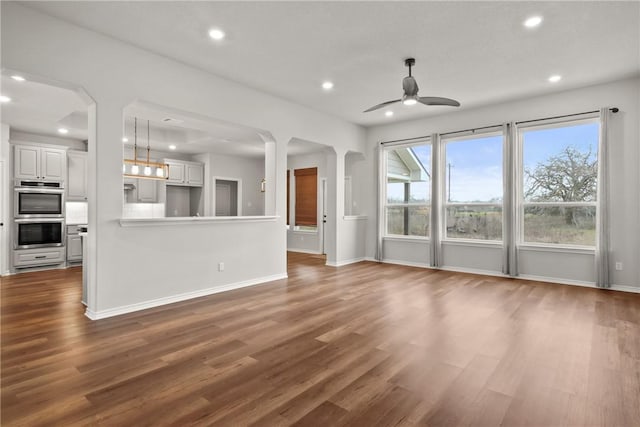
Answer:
xmin=14 ymin=180 xmax=65 ymax=249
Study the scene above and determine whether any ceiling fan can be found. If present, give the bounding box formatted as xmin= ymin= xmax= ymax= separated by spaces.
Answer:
xmin=364 ymin=58 xmax=461 ymax=113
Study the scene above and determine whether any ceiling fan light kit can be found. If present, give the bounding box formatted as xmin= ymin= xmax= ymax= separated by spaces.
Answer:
xmin=364 ymin=58 xmax=460 ymax=113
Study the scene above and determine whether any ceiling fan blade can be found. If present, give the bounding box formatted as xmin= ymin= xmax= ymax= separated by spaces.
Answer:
xmin=418 ymin=96 xmax=461 ymax=107
xmin=363 ymin=99 xmax=401 ymax=113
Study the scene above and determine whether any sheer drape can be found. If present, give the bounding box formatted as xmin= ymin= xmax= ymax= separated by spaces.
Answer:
xmin=595 ymin=108 xmax=611 ymax=288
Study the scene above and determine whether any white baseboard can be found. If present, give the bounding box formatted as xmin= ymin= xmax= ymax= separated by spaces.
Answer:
xmin=518 ymin=274 xmax=639 ymax=293
xmin=85 ymin=273 xmax=288 ymax=320
xmin=287 ymin=248 xmax=322 ymax=255
xmin=516 ymin=273 xmax=596 ymax=288
xmin=326 ymin=257 xmax=367 ymax=267
xmin=439 ymin=265 xmax=509 ymax=278
xmin=610 ymin=284 xmax=640 ymax=294
xmin=379 ymin=260 xmax=640 ymax=294
xmin=381 ymin=258 xmax=431 ymax=269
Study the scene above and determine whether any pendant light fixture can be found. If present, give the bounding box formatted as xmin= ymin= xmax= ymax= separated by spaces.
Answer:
xmin=123 ymin=117 xmax=169 ymax=180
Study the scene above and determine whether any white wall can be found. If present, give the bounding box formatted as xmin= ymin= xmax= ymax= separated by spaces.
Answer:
xmin=10 ymin=130 xmax=87 ymax=151
xmin=287 ymin=151 xmax=328 ymax=254
xmin=366 ymin=77 xmax=640 ymax=289
xmin=345 ymin=152 xmax=367 ymax=216
xmin=1 ymin=3 xmax=365 ymax=316
xmin=210 ymin=153 xmax=265 ymax=216
xmin=0 ymin=124 xmax=10 ymax=275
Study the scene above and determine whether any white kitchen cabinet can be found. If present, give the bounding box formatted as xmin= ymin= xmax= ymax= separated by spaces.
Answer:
xmin=166 ymin=161 xmax=185 ymax=184
xmin=136 ymin=178 xmax=158 ymax=202
xmin=67 ymin=151 xmax=88 ymax=201
xmin=186 ymin=163 xmax=204 ymax=186
xmin=66 ymin=224 xmax=84 ymax=263
xmin=67 ymin=235 xmax=83 ymax=261
xmin=14 ymin=247 xmax=65 ymax=268
xmin=164 ymin=159 xmax=203 ymax=187
xmin=124 ymin=177 xmax=158 ymax=203
xmin=14 ymin=145 xmax=66 ymax=180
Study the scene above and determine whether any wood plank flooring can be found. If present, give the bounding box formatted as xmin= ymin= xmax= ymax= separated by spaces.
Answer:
xmin=2 ymin=252 xmax=640 ymax=426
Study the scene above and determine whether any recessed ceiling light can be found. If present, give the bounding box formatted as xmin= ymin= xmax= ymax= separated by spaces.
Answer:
xmin=169 ymin=144 xmax=177 ymax=150
xmin=208 ymin=28 xmax=225 ymax=41
xmin=385 ymin=111 xmax=394 ymax=117
xmin=58 ymin=128 xmax=69 ymax=134
xmin=524 ymin=16 xmax=543 ymax=28
xmin=548 ymin=74 xmax=562 ymax=83
xmin=122 ymin=137 xmax=128 ymax=143
xmin=11 ymin=75 xmax=25 ymax=82
xmin=322 ymin=81 xmax=334 ymax=90
xmin=0 ymin=95 xmax=11 ymax=103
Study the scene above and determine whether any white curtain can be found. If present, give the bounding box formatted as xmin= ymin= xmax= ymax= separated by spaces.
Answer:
xmin=430 ymin=133 xmax=442 ymax=267
xmin=375 ymin=144 xmax=384 ymax=261
xmin=502 ymin=123 xmax=518 ymax=276
xmin=595 ymin=108 xmax=611 ymax=288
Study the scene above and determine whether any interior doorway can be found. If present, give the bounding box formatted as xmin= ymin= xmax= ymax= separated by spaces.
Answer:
xmin=213 ymin=177 xmax=241 ymax=216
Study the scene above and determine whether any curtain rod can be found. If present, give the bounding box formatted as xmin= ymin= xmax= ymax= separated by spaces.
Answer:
xmin=440 ymin=123 xmax=504 ymax=137
xmin=379 ymin=107 xmax=619 ymax=145
xmin=380 ymin=135 xmax=431 ymax=146
xmin=515 ymin=107 xmax=618 ymax=125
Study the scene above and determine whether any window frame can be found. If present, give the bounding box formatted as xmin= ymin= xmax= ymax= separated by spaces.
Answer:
xmin=517 ymin=116 xmax=600 ymax=250
xmin=382 ymin=138 xmax=432 ymax=240
xmin=441 ymin=130 xmax=505 ymax=243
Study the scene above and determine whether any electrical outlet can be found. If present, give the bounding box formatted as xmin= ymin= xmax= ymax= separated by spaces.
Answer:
xmin=218 ymin=262 xmax=224 ymax=272
xmin=615 ymin=262 xmax=623 ymax=271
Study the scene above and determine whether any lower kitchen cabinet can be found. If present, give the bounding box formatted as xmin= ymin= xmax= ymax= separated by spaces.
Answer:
xmin=67 ymin=235 xmax=83 ymax=261
xmin=13 ymin=248 xmax=66 ymax=268
xmin=67 ymin=224 xmax=85 ymax=263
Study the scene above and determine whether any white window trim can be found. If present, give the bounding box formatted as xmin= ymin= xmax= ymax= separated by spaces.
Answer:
xmin=382 ymin=138 xmax=432 ymax=239
xmin=441 ymin=130 xmax=505 ymax=243
xmin=516 ymin=116 xmax=600 ymax=250
xmin=383 ymin=236 xmax=430 ymax=243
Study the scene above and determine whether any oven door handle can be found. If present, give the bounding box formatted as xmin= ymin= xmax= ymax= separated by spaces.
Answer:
xmin=14 ymin=188 xmax=65 ymax=194
xmin=14 ymin=218 xmax=65 ymax=223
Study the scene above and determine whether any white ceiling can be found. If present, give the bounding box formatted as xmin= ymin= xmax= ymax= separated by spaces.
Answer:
xmin=124 ymin=102 xmax=267 ymax=157
xmin=0 ymin=75 xmax=87 ymax=140
xmin=23 ymin=1 xmax=640 ymax=127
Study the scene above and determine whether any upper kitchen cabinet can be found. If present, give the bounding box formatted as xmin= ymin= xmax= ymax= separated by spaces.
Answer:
xmin=123 ymin=177 xmax=159 ymax=203
xmin=165 ymin=159 xmax=204 ymax=187
xmin=67 ymin=151 xmax=88 ymax=201
xmin=14 ymin=144 xmax=67 ymax=181
xmin=136 ymin=178 xmax=158 ymax=203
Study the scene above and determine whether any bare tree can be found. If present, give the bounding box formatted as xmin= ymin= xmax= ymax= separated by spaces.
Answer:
xmin=525 ymin=146 xmax=597 ymax=224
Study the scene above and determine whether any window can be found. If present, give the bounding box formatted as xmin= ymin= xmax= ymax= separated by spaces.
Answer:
xmin=443 ymin=133 xmax=503 ymax=241
xmin=384 ymin=141 xmax=431 ymax=238
xmin=294 ymin=167 xmax=317 ymax=229
xmin=519 ymin=119 xmax=599 ymax=247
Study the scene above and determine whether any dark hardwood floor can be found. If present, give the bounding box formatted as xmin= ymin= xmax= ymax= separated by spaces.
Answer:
xmin=2 ymin=252 xmax=640 ymax=426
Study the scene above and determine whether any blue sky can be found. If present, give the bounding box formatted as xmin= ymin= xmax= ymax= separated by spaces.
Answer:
xmin=387 ymin=122 xmax=599 ymax=203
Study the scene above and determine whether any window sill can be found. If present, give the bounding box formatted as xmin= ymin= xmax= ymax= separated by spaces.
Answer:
xmin=442 ymin=239 xmax=503 ymax=248
xmin=290 ymin=229 xmax=318 ymax=235
xmin=343 ymin=215 xmax=368 ymax=221
xmin=119 ymin=216 xmax=278 ymax=227
xmin=383 ymin=236 xmax=429 ymax=243
xmin=518 ymin=243 xmax=595 ymax=255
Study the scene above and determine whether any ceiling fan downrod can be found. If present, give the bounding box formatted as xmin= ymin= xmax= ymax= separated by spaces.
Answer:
xmin=405 ymin=58 xmax=415 ymax=76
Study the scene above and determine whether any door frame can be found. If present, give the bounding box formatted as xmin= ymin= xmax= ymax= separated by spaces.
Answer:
xmin=320 ymin=177 xmax=327 ymax=255
xmin=212 ymin=176 xmax=242 ymax=216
